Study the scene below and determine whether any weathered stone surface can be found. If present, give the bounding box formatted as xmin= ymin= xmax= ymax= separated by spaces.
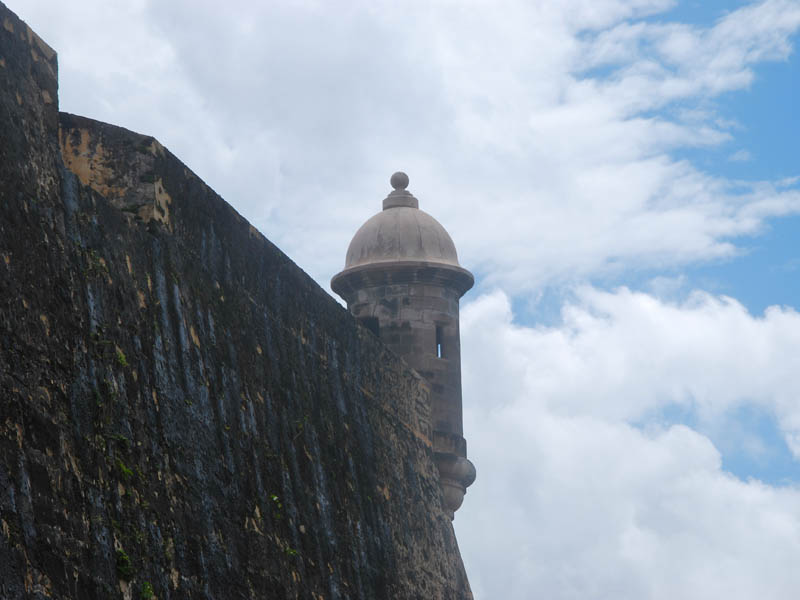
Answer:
xmin=0 ymin=3 xmax=472 ymax=598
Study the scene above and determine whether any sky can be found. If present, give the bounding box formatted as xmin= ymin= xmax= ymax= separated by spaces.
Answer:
xmin=15 ymin=0 xmax=800 ymax=597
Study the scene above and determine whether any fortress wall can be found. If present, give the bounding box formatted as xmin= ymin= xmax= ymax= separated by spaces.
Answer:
xmin=0 ymin=3 xmax=472 ymax=598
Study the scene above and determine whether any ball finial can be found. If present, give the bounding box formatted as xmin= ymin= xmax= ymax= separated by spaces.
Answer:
xmin=390 ymin=171 xmax=409 ymax=190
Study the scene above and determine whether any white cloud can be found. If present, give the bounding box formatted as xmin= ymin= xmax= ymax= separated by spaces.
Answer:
xmin=16 ymin=0 xmax=800 ymax=292
xmin=462 ymin=288 xmax=800 ymax=451
xmin=729 ymin=149 xmax=753 ymax=161
xmin=580 ymin=0 xmax=800 ymax=99
xmin=457 ymin=289 xmax=800 ymax=599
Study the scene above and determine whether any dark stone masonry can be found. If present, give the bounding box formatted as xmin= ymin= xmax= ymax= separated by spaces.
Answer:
xmin=0 ymin=3 xmax=472 ymax=598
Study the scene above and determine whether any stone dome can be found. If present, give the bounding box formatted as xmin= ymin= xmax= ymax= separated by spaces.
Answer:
xmin=342 ymin=173 xmax=462 ymax=270
xmin=344 ymin=207 xmax=461 ymax=269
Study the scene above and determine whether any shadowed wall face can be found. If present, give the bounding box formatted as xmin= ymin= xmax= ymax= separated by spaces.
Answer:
xmin=0 ymin=4 xmax=472 ymax=598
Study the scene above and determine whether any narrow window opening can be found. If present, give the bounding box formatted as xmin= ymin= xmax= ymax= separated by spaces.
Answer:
xmin=359 ymin=316 xmax=380 ymax=338
xmin=436 ymin=325 xmax=444 ymax=358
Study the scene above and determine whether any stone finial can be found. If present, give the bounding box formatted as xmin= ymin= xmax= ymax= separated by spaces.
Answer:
xmin=390 ymin=171 xmax=409 ymax=190
xmin=384 ymin=171 xmax=418 ymax=210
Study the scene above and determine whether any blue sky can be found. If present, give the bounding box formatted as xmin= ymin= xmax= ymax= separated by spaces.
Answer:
xmin=681 ymin=50 xmax=800 ymax=313
xmin=670 ymin=5 xmax=799 ymax=315
xmin=17 ymin=0 xmax=800 ymax=598
xmin=663 ymin=39 xmax=799 ymax=483
xmin=688 ymin=214 xmax=800 ymax=312
xmin=596 ymin=4 xmax=799 ymax=490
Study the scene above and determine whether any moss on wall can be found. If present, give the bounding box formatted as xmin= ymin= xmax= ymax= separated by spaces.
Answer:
xmin=0 ymin=3 xmax=472 ymax=598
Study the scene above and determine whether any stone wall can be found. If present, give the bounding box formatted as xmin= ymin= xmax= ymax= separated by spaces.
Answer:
xmin=0 ymin=3 xmax=472 ymax=598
